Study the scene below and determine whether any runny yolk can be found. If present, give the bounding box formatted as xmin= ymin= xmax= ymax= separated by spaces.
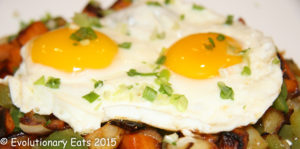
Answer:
xmin=165 ymin=33 xmax=243 ymax=79
xmin=31 ymin=28 xmax=118 ymax=72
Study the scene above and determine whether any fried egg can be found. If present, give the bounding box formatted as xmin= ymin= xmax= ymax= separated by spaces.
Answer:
xmin=6 ymin=0 xmax=282 ymax=134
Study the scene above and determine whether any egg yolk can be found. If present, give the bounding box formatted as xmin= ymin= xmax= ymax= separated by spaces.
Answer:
xmin=31 ymin=28 xmax=118 ymax=72
xmin=165 ymin=33 xmax=243 ymax=79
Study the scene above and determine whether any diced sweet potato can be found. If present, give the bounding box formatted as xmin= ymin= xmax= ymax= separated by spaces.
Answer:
xmin=119 ymin=133 xmax=161 ymax=149
xmin=17 ymin=21 xmax=48 ymax=46
xmin=278 ymin=53 xmax=299 ymax=97
xmin=111 ymin=0 xmax=132 ymax=11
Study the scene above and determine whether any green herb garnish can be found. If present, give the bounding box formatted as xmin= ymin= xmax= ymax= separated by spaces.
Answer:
xmin=156 ymin=32 xmax=166 ymax=39
xmin=208 ymin=37 xmax=215 ymax=48
xmin=34 ymin=76 xmax=46 ymax=85
xmin=70 ymin=27 xmax=97 ymax=42
xmin=170 ymin=94 xmax=188 ymax=112
xmin=217 ymin=34 xmax=225 ymax=41
xmin=241 ymin=66 xmax=251 ymax=76
xmin=165 ymin=0 xmax=171 ymax=4
xmin=272 ymin=57 xmax=280 ymax=64
xmin=146 ymin=1 xmax=162 ymax=6
xmin=73 ymin=13 xmax=102 ymax=28
xmin=217 ymin=81 xmax=234 ymax=100
xmin=94 ymin=80 xmax=104 ymax=89
xmin=159 ymin=84 xmax=173 ymax=96
xmin=155 ymin=69 xmax=171 ymax=85
xmin=127 ymin=69 xmax=157 ymax=77
xmin=143 ymin=86 xmax=157 ymax=102
xmin=118 ymin=42 xmax=132 ymax=49
xmin=83 ymin=91 xmax=99 ymax=103
xmin=156 ymin=55 xmax=167 ymax=65
xmin=45 ymin=119 xmax=52 ymax=126
xmin=192 ymin=4 xmax=205 ymax=11
xmin=225 ymin=15 xmax=234 ymax=25
xmin=45 ymin=77 xmax=61 ymax=89
xmin=180 ymin=14 xmax=185 ymax=21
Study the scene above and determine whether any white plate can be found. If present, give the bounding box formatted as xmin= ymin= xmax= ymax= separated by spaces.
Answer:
xmin=0 ymin=0 xmax=299 ymax=64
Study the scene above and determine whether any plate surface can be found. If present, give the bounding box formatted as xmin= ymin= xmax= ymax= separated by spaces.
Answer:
xmin=0 ymin=0 xmax=299 ymax=64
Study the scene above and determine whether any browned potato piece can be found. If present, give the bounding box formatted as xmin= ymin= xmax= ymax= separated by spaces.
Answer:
xmin=167 ymin=137 xmax=217 ymax=149
xmin=218 ymin=128 xmax=249 ymax=149
xmin=0 ymin=107 xmax=15 ymax=137
xmin=85 ymin=123 xmax=125 ymax=149
xmin=262 ymin=108 xmax=285 ymax=134
xmin=245 ymin=126 xmax=268 ymax=149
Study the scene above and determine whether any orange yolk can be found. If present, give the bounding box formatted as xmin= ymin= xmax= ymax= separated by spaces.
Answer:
xmin=31 ymin=28 xmax=118 ymax=72
xmin=165 ymin=33 xmax=243 ymax=79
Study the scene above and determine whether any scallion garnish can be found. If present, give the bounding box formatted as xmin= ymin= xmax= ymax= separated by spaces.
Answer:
xmin=241 ymin=66 xmax=251 ymax=76
xmin=208 ymin=37 xmax=215 ymax=48
xmin=165 ymin=0 xmax=171 ymax=4
xmin=225 ymin=15 xmax=234 ymax=25
xmin=72 ymin=13 xmax=102 ymax=28
xmin=70 ymin=27 xmax=97 ymax=42
xmin=159 ymin=84 xmax=173 ymax=96
xmin=94 ymin=80 xmax=104 ymax=89
xmin=217 ymin=34 xmax=225 ymax=41
xmin=82 ymin=91 xmax=99 ymax=103
xmin=192 ymin=4 xmax=205 ymax=11
xmin=34 ymin=76 xmax=45 ymax=85
xmin=180 ymin=14 xmax=185 ymax=21
xmin=146 ymin=1 xmax=162 ymax=6
xmin=142 ymin=86 xmax=157 ymax=102
xmin=217 ymin=81 xmax=234 ymax=100
xmin=45 ymin=77 xmax=61 ymax=89
xmin=272 ymin=57 xmax=280 ymax=64
xmin=170 ymin=94 xmax=188 ymax=112
xmin=127 ymin=69 xmax=157 ymax=77
xmin=156 ymin=55 xmax=167 ymax=65
xmin=118 ymin=42 xmax=132 ymax=49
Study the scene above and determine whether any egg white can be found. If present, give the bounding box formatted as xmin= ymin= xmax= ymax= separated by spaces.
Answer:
xmin=7 ymin=0 xmax=282 ymax=134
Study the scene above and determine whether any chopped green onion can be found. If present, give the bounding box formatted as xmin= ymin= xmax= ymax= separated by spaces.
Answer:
xmin=170 ymin=94 xmax=188 ymax=112
xmin=142 ymin=86 xmax=157 ymax=102
xmin=165 ymin=0 xmax=171 ymax=4
xmin=156 ymin=55 xmax=167 ymax=65
xmin=155 ymin=69 xmax=171 ymax=85
xmin=83 ymin=91 xmax=99 ymax=103
xmin=40 ymin=12 xmax=52 ymax=23
xmin=217 ymin=34 xmax=225 ymax=41
xmin=146 ymin=1 xmax=162 ymax=6
xmin=127 ymin=69 xmax=157 ymax=77
xmin=45 ymin=77 xmax=61 ymax=89
xmin=240 ymin=48 xmax=250 ymax=54
xmin=273 ymin=82 xmax=288 ymax=113
xmin=156 ymin=32 xmax=166 ymax=39
xmin=225 ymin=15 xmax=234 ymax=25
xmin=204 ymin=44 xmax=213 ymax=50
xmin=159 ymin=84 xmax=173 ymax=96
xmin=118 ymin=42 xmax=132 ymax=49
xmin=272 ymin=57 xmax=280 ymax=64
xmin=34 ymin=76 xmax=46 ymax=85
xmin=180 ymin=14 xmax=185 ymax=21
xmin=192 ymin=4 xmax=205 ymax=11
xmin=217 ymin=81 xmax=234 ymax=100
xmin=208 ymin=37 xmax=215 ymax=48
xmin=72 ymin=13 xmax=102 ymax=28
xmin=70 ymin=27 xmax=97 ymax=42
xmin=241 ymin=66 xmax=251 ymax=76
xmin=94 ymin=80 xmax=103 ymax=89
xmin=10 ymin=106 xmax=24 ymax=132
